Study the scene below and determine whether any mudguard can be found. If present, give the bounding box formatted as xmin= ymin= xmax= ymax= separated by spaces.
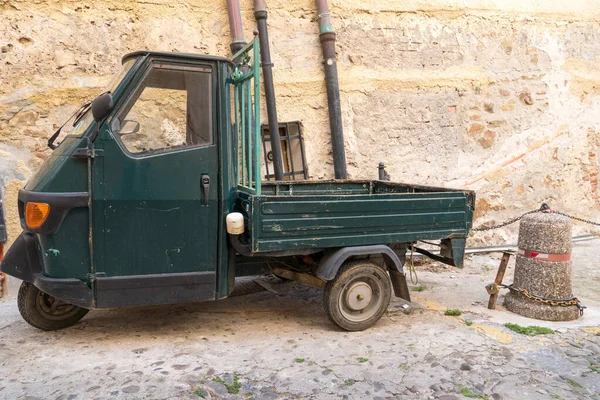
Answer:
xmin=0 ymin=232 xmax=92 ymax=308
xmin=0 ymin=233 xmax=41 ymax=282
xmin=316 ymin=245 xmax=411 ymax=302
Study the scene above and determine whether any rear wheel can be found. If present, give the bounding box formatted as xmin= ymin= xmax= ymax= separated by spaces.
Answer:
xmin=17 ymin=282 xmax=89 ymax=331
xmin=324 ymin=260 xmax=392 ymax=331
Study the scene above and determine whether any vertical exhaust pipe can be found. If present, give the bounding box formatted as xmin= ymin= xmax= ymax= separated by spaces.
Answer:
xmin=226 ymin=0 xmax=247 ymax=55
xmin=315 ymin=0 xmax=347 ymax=179
xmin=254 ymin=0 xmax=285 ymax=181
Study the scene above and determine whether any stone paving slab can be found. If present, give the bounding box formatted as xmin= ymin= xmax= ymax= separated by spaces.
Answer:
xmin=0 ymin=240 xmax=599 ymax=400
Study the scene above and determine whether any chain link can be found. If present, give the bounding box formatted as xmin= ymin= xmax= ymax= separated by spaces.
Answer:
xmin=472 ymin=203 xmax=600 ymax=232
xmin=472 ymin=204 xmax=549 ymax=232
xmin=550 ymin=210 xmax=600 ymax=227
xmin=500 ymin=283 xmax=586 ymax=316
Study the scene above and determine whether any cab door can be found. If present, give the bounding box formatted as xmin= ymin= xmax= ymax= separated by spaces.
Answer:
xmin=94 ymin=59 xmax=219 ymax=308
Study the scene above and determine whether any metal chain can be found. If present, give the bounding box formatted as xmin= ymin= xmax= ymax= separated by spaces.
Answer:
xmin=550 ymin=210 xmax=600 ymax=227
xmin=499 ymin=283 xmax=586 ymax=316
xmin=472 ymin=203 xmax=600 ymax=232
xmin=471 ymin=204 xmax=549 ymax=232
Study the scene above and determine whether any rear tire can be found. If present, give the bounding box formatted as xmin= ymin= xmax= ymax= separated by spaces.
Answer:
xmin=324 ymin=260 xmax=392 ymax=331
xmin=17 ymin=282 xmax=89 ymax=331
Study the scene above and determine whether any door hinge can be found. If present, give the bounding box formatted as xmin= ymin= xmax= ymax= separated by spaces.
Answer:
xmin=72 ymin=148 xmax=104 ymax=159
xmin=87 ymin=272 xmax=106 ymax=282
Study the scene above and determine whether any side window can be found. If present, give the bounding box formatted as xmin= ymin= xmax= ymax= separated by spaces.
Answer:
xmin=112 ymin=63 xmax=213 ymax=154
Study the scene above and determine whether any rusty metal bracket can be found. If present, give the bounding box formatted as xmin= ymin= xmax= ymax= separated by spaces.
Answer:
xmin=487 ymin=252 xmax=512 ymax=310
xmin=485 ymin=283 xmax=499 ymax=295
xmin=271 ymin=267 xmax=326 ymax=289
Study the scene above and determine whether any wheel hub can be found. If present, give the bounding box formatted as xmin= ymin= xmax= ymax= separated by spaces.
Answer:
xmin=36 ymin=292 xmax=79 ymax=320
xmin=346 ymin=282 xmax=373 ymax=311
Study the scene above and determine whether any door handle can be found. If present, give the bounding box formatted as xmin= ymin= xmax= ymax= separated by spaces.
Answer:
xmin=201 ymin=175 xmax=210 ymax=206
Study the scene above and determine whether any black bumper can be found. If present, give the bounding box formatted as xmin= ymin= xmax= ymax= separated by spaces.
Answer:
xmin=0 ymin=232 xmax=92 ymax=309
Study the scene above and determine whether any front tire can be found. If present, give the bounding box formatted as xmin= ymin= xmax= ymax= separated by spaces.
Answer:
xmin=324 ymin=260 xmax=392 ymax=331
xmin=17 ymin=282 xmax=89 ymax=331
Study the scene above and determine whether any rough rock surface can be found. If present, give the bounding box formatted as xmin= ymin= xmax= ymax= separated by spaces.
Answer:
xmin=1 ymin=0 xmax=600 ymax=247
xmin=518 ymin=213 xmax=573 ymax=254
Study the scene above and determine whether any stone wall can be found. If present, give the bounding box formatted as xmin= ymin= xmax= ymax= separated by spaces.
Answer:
xmin=1 ymin=0 xmax=599 ymax=246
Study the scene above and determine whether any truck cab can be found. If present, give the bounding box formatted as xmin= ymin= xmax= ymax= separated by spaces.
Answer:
xmin=1 ymin=40 xmax=474 ymax=332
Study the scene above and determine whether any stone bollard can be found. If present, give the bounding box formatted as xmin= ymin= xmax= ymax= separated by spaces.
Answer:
xmin=504 ymin=212 xmax=580 ymax=321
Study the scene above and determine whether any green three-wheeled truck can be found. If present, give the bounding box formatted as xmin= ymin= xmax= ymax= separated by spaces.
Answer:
xmin=0 ymin=38 xmax=474 ymax=332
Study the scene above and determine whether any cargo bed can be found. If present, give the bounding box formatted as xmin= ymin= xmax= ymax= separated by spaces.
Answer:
xmin=236 ymin=180 xmax=475 ymax=261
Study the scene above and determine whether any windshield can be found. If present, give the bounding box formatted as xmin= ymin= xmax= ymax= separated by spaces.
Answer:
xmin=57 ymin=58 xmax=138 ymax=141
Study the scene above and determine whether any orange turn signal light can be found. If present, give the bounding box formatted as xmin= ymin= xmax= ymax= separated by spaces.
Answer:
xmin=25 ymin=202 xmax=50 ymax=229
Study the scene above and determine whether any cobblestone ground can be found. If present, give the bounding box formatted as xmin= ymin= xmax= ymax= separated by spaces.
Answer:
xmin=1 ymin=240 xmax=599 ymax=400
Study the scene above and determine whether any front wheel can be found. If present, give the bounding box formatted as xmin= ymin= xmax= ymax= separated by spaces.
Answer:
xmin=324 ymin=260 xmax=392 ymax=331
xmin=17 ymin=282 xmax=89 ymax=331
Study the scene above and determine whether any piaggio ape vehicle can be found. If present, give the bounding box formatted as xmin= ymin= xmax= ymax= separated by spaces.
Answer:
xmin=0 ymin=39 xmax=474 ymax=331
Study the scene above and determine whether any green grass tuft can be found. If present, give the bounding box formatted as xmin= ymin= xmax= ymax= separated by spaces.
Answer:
xmin=412 ymin=285 xmax=427 ymax=292
xmin=295 ymin=358 xmax=305 ymax=363
xmin=567 ymin=379 xmax=584 ymax=389
xmin=444 ymin=309 xmax=462 ymax=316
xmin=590 ymin=361 xmax=600 ymax=373
xmin=504 ymin=323 xmax=554 ymax=336
xmin=194 ymin=389 xmax=206 ymax=398
xmin=212 ymin=376 xmax=241 ymax=394
xmin=357 ymin=357 xmax=369 ymax=363
xmin=457 ymin=385 xmax=489 ymax=399
xmin=344 ymin=379 xmax=355 ymax=386
xmin=464 ymin=319 xmax=473 ymax=326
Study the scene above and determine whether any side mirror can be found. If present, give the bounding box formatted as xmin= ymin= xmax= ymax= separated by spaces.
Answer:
xmin=119 ymin=120 xmax=140 ymax=135
xmin=91 ymin=92 xmax=114 ymax=122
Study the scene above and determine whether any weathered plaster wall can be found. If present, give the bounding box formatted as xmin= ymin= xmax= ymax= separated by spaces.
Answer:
xmin=1 ymin=0 xmax=599 ymax=246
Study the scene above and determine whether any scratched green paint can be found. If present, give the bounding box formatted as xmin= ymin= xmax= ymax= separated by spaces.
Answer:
xmin=239 ymin=181 xmax=474 ymax=265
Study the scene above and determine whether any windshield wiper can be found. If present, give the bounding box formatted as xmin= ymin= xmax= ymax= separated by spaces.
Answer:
xmin=47 ymin=91 xmax=108 ymax=150
xmin=73 ymin=102 xmax=93 ymax=126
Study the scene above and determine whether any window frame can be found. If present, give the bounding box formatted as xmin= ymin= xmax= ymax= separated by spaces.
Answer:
xmin=108 ymin=58 xmax=217 ymax=158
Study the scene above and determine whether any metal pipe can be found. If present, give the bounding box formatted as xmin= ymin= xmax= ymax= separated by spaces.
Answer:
xmin=407 ymin=235 xmax=597 ymax=257
xmin=254 ymin=0 xmax=285 ymax=181
xmin=315 ymin=0 xmax=347 ymax=179
xmin=226 ymin=0 xmax=247 ymax=55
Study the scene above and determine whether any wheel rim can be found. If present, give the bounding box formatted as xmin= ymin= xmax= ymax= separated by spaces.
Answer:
xmin=338 ymin=275 xmax=384 ymax=322
xmin=35 ymin=292 xmax=80 ymax=321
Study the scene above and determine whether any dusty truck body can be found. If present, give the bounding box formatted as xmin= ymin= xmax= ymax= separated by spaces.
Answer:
xmin=0 ymin=40 xmax=474 ymax=331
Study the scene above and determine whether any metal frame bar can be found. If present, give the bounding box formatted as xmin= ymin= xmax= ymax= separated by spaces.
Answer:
xmin=260 ymin=121 xmax=309 ymax=181
xmin=232 ymin=39 xmax=261 ymax=195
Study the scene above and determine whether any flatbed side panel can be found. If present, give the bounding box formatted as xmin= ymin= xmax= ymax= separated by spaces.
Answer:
xmin=258 ymin=180 xmax=473 ymax=196
xmin=249 ymin=190 xmax=473 ymax=252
